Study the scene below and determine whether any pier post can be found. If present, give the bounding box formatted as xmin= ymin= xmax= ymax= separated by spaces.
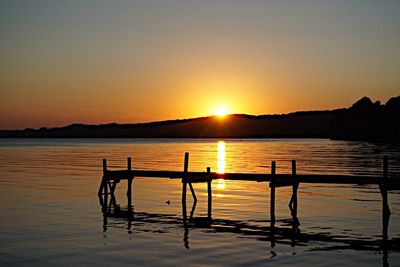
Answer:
xmin=270 ymin=161 xmax=276 ymax=228
xmin=270 ymin=161 xmax=276 ymax=247
xmin=289 ymin=160 xmax=299 ymax=221
xmin=207 ymin=167 xmax=212 ymax=219
xmin=102 ymin=159 xmax=108 ymax=210
xmin=182 ymin=152 xmax=189 ymax=221
xmin=181 ymin=153 xmax=190 ymax=247
xmin=98 ymin=159 xmax=108 ymax=195
xmin=127 ymin=157 xmax=133 ymax=215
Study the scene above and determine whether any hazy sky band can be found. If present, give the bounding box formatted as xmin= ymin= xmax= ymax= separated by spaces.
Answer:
xmin=1 ymin=0 xmax=399 ymax=129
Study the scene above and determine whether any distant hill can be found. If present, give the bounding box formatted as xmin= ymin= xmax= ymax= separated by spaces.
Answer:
xmin=1 ymin=96 xmax=399 ymax=142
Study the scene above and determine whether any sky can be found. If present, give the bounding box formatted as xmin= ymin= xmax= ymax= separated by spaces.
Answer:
xmin=1 ymin=0 xmax=399 ymax=129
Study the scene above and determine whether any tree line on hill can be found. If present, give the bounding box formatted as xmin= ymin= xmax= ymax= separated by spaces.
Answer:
xmin=1 ymin=96 xmax=399 ymax=143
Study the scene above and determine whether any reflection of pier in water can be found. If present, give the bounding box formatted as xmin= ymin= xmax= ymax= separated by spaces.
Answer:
xmin=99 ymin=198 xmax=400 ymax=251
xmin=99 ymin=197 xmax=399 ymax=266
xmin=98 ymin=151 xmax=399 ymax=265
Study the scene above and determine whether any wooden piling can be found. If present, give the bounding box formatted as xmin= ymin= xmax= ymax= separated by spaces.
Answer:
xmin=291 ymin=160 xmax=298 ymax=218
xmin=127 ymin=157 xmax=133 ymax=214
xmin=103 ymin=159 xmax=108 ymax=210
xmin=103 ymin=159 xmax=107 ymax=174
xmin=270 ymin=161 xmax=276 ymax=247
xmin=182 ymin=153 xmax=190 ymax=247
xmin=270 ymin=161 xmax=276 ymax=228
xmin=182 ymin=152 xmax=189 ymax=220
xmin=98 ymin=159 xmax=107 ymax=195
xmin=207 ymin=167 xmax=212 ymax=218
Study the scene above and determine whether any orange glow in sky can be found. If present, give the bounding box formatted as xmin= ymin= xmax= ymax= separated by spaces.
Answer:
xmin=0 ymin=1 xmax=399 ymax=129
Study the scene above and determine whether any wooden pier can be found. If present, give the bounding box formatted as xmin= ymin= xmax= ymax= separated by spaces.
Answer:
xmin=98 ymin=154 xmax=399 ymax=238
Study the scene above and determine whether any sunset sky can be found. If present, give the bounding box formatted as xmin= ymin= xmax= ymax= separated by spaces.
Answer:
xmin=1 ymin=1 xmax=399 ymax=129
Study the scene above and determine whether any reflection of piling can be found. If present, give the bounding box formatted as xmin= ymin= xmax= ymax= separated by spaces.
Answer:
xmin=380 ymin=156 xmax=390 ymax=242
xmin=381 ymin=156 xmax=390 ymax=267
xmin=382 ymin=156 xmax=390 ymax=216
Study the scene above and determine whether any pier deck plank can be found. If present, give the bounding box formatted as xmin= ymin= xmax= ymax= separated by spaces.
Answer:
xmin=104 ymin=169 xmax=400 ymax=187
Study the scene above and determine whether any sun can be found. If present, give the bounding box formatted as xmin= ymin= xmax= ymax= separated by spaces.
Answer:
xmin=214 ymin=106 xmax=229 ymax=117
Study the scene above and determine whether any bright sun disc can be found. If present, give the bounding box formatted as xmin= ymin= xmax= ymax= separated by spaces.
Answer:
xmin=215 ymin=106 xmax=228 ymax=117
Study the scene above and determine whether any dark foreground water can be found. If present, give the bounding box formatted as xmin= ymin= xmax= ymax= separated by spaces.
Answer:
xmin=0 ymin=138 xmax=399 ymax=266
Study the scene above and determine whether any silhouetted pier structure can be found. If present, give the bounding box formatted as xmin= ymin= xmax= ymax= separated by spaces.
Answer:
xmin=98 ymin=154 xmax=399 ymax=242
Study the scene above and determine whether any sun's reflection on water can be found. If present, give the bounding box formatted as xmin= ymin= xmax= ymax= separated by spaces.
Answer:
xmin=216 ymin=140 xmax=226 ymax=196
xmin=217 ymin=141 xmax=226 ymax=174
xmin=216 ymin=179 xmax=225 ymax=190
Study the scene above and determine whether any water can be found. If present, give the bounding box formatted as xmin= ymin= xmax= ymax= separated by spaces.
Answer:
xmin=0 ymin=138 xmax=399 ymax=266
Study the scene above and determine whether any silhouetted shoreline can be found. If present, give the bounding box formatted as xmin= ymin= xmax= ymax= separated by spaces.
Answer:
xmin=1 ymin=96 xmax=399 ymax=142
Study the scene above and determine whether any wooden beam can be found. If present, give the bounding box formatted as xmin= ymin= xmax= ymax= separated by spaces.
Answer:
xmin=103 ymin=169 xmax=395 ymax=186
xmin=189 ymin=183 xmax=197 ymax=203
xmin=108 ymin=180 xmax=118 ymax=211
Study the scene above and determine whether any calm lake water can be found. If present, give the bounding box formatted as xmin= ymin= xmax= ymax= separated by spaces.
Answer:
xmin=0 ymin=138 xmax=399 ymax=266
